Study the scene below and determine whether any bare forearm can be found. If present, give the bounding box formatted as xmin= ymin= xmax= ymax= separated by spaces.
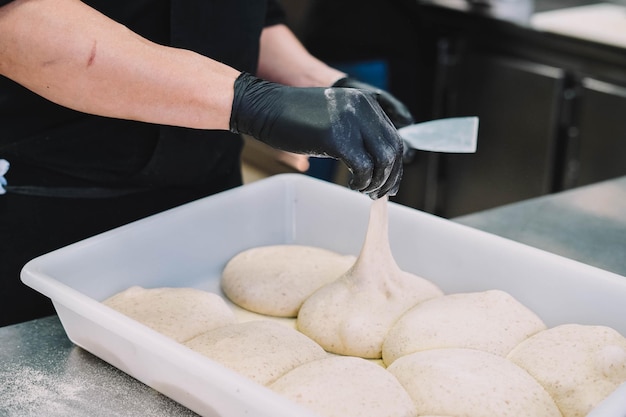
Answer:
xmin=257 ymin=24 xmax=344 ymax=88
xmin=0 ymin=0 xmax=239 ymax=130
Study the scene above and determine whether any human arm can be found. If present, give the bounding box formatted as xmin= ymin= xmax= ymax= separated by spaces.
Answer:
xmin=257 ymin=23 xmax=345 ymax=88
xmin=255 ymin=23 xmax=409 ymax=195
xmin=0 ymin=0 xmax=403 ymax=197
xmin=257 ymin=23 xmax=413 ymax=129
xmin=0 ymin=0 xmax=239 ymax=130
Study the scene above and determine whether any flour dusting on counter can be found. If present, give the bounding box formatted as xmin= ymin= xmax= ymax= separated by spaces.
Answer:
xmin=0 ymin=317 xmax=199 ymax=417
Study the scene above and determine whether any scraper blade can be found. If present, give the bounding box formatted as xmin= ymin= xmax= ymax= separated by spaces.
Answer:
xmin=399 ymin=117 xmax=479 ymax=153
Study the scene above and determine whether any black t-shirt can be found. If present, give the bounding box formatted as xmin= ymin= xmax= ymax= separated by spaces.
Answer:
xmin=0 ymin=0 xmax=285 ymax=190
xmin=0 ymin=0 xmax=286 ymax=326
xmin=300 ymin=0 xmax=417 ymax=62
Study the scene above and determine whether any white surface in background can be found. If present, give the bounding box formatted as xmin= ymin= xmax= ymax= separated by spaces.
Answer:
xmin=532 ymin=3 xmax=626 ymax=48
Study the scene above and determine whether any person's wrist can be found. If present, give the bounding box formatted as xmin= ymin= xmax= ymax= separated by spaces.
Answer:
xmin=332 ymin=77 xmax=379 ymax=92
xmin=289 ymin=68 xmax=345 ymax=88
xmin=229 ymin=72 xmax=287 ymax=144
xmin=229 ymin=72 xmax=258 ymax=135
xmin=326 ymin=72 xmax=348 ymax=87
xmin=331 ymin=76 xmax=352 ymax=88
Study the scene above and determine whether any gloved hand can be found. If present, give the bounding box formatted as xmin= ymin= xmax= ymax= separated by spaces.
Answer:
xmin=332 ymin=77 xmax=414 ymax=129
xmin=333 ymin=77 xmax=417 ymax=163
xmin=230 ymin=72 xmax=404 ymax=199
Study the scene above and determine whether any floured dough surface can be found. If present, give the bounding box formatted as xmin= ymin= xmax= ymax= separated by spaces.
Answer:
xmin=388 ymin=348 xmax=561 ymax=417
xmin=297 ymin=197 xmax=443 ymax=358
xmin=222 ymin=245 xmax=355 ymax=317
xmin=507 ymin=324 xmax=626 ymax=417
xmin=297 ymin=269 xmax=442 ymax=359
xmin=225 ymin=297 xmax=297 ymax=329
xmin=184 ymin=320 xmax=327 ymax=386
xmin=269 ymin=355 xmax=415 ymax=417
xmin=382 ymin=290 xmax=546 ymax=365
xmin=103 ymin=286 xmax=235 ymax=343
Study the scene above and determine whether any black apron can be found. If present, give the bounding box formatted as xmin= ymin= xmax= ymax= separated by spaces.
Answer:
xmin=0 ymin=0 xmax=285 ymax=325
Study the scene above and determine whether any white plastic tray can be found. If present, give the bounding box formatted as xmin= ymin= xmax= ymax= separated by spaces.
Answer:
xmin=22 ymin=174 xmax=626 ymax=417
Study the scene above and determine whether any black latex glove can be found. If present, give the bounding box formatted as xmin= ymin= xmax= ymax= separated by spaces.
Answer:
xmin=333 ymin=77 xmax=417 ymax=163
xmin=230 ymin=72 xmax=404 ymax=199
xmin=332 ymin=77 xmax=414 ymax=129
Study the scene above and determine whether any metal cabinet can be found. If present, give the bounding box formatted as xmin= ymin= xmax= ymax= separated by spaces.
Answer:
xmin=573 ymin=78 xmax=626 ymax=187
xmin=395 ymin=4 xmax=626 ymax=218
xmin=438 ymin=53 xmax=566 ymax=217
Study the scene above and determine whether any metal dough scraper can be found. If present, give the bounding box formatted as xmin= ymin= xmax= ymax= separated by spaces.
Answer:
xmin=399 ymin=116 xmax=479 ymax=154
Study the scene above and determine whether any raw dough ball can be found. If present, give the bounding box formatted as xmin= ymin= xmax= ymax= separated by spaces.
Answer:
xmin=507 ymin=324 xmax=626 ymax=417
xmin=221 ymin=245 xmax=355 ymax=317
xmin=184 ymin=320 xmax=327 ymax=386
xmin=269 ymin=355 xmax=416 ymax=417
xmin=225 ymin=297 xmax=297 ymax=330
xmin=297 ymin=197 xmax=443 ymax=359
xmin=382 ymin=290 xmax=546 ymax=365
xmin=388 ymin=348 xmax=561 ymax=417
xmin=297 ymin=269 xmax=442 ymax=359
xmin=103 ymin=286 xmax=235 ymax=343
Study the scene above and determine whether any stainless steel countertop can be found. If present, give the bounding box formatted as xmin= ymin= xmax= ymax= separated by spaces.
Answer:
xmin=1 ymin=176 xmax=625 ymax=416
xmin=0 ymin=316 xmax=199 ymax=417
xmin=455 ymin=175 xmax=626 ymax=277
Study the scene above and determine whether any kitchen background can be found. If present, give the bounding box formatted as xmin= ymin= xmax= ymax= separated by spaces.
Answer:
xmin=243 ymin=0 xmax=626 ymax=218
